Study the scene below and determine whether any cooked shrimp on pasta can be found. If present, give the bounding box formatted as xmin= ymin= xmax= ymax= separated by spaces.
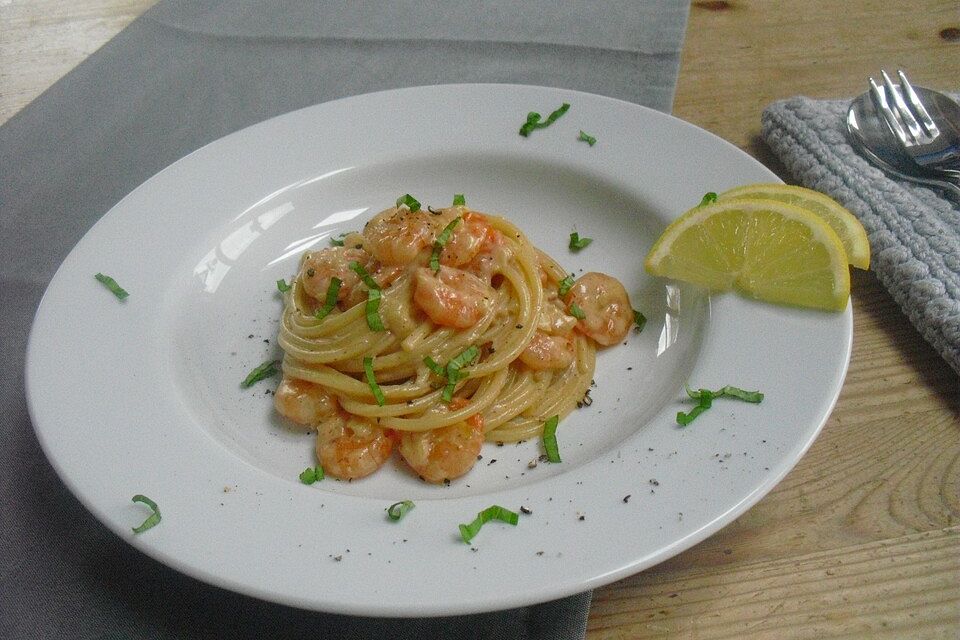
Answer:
xmin=274 ymin=197 xmax=633 ymax=482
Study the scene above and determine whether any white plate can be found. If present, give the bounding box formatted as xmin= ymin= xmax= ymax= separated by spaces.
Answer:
xmin=26 ymin=84 xmax=851 ymax=617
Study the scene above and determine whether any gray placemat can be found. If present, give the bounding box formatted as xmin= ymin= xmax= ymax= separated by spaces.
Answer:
xmin=0 ymin=1 xmax=689 ymax=638
xmin=761 ymin=93 xmax=960 ymax=377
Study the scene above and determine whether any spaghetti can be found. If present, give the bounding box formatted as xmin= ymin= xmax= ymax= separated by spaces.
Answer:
xmin=274 ymin=199 xmax=633 ymax=483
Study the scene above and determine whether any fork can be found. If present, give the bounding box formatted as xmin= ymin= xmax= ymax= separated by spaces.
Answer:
xmin=869 ymin=70 xmax=960 ymax=171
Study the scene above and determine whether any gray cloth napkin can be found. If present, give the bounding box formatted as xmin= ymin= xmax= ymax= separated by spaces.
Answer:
xmin=762 ymin=94 xmax=960 ymax=376
xmin=0 ymin=1 xmax=689 ymax=638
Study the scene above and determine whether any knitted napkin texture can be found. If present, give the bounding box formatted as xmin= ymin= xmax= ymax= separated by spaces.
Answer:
xmin=762 ymin=95 xmax=960 ymax=376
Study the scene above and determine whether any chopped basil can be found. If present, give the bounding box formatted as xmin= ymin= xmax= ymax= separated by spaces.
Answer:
xmin=453 ymin=194 xmax=466 ymax=206
xmin=519 ymin=102 xmax=571 ymax=137
xmin=94 ymin=273 xmax=129 ymax=300
xmin=131 ymin=494 xmax=161 ymax=534
xmin=578 ymin=130 xmax=597 ymax=146
xmin=329 ymin=233 xmax=347 ymax=247
xmin=699 ymin=192 xmax=718 ymax=206
xmin=542 ymin=415 xmax=561 ymax=463
xmin=241 ymin=359 xmax=280 ymax=388
xmin=442 ymin=345 xmax=479 ymax=402
xmin=276 ymin=278 xmax=292 ymax=293
xmin=314 ymin=277 xmax=343 ymax=321
xmin=348 ymin=262 xmax=385 ymax=331
xmin=569 ymin=303 xmax=586 ymax=320
xmin=396 ymin=194 xmax=421 ymax=212
xmin=677 ymin=384 xmax=763 ymax=426
xmin=299 ymin=466 xmax=324 ymax=484
xmin=364 ymin=356 xmax=386 ymax=406
xmin=459 ymin=505 xmax=520 ymax=543
xmin=387 ymin=500 xmax=415 ymax=521
xmin=568 ymin=232 xmax=592 ymax=252
xmin=633 ymin=310 xmax=647 ymax=332
xmin=423 ymin=356 xmax=446 ymax=377
xmin=558 ymin=274 xmax=575 ymax=297
xmin=430 ymin=217 xmax=462 ymax=273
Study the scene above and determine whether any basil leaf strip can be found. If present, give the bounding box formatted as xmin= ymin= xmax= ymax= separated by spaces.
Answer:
xmin=241 ymin=360 xmax=280 ymax=388
xmin=276 ymin=278 xmax=292 ymax=293
xmin=94 ymin=273 xmax=129 ymax=300
xmin=699 ymin=192 xmax=718 ymax=206
xmin=314 ymin=277 xmax=342 ymax=321
xmin=387 ymin=500 xmax=415 ymax=521
xmin=519 ymin=102 xmax=570 ymax=137
xmin=430 ymin=217 xmax=462 ymax=273
xmin=364 ymin=356 xmax=386 ymax=406
xmin=568 ymin=232 xmax=592 ymax=251
xmin=453 ymin=194 xmax=466 ymax=206
xmin=558 ymin=274 xmax=575 ymax=297
xmin=396 ymin=194 xmax=421 ymax=212
xmin=542 ymin=415 xmax=561 ymax=463
xmin=459 ymin=505 xmax=520 ymax=543
xmin=578 ymin=130 xmax=597 ymax=146
xmin=569 ymin=303 xmax=586 ymax=320
xmin=131 ymin=494 xmax=161 ymax=534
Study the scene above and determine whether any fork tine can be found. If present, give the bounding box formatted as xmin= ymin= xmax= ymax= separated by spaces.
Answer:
xmin=897 ymin=69 xmax=940 ymax=137
xmin=882 ymin=70 xmax=925 ymax=143
xmin=869 ymin=76 xmax=908 ymax=144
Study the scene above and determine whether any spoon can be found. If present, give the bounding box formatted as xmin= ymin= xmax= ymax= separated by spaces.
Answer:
xmin=846 ymin=91 xmax=960 ymax=201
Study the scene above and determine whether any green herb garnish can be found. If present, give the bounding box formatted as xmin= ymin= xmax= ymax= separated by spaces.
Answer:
xmin=314 ymin=277 xmax=342 ymax=321
xmin=569 ymin=303 xmax=586 ymax=320
xmin=299 ymin=466 xmax=324 ymax=484
xmin=396 ymin=194 xmax=421 ymax=212
xmin=329 ymin=233 xmax=347 ymax=247
xmin=519 ymin=102 xmax=571 ymax=137
xmin=276 ymin=278 xmax=292 ymax=293
xmin=364 ymin=356 xmax=386 ymax=406
xmin=578 ymin=130 xmax=597 ymax=146
xmin=676 ymin=384 xmax=763 ymax=426
xmin=423 ymin=356 xmax=446 ymax=377
xmin=441 ymin=345 xmax=479 ymax=402
xmin=568 ymin=232 xmax=592 ymax=252
xmin=542 ymin=415 xmax=561 ymax=463
xmin=633 ymin=310 xmax=647 ymax=332
xmin=453 ymin=194 xmax=466 ymax=206
xmin=131 ymin=494 xmax=161 ymax=534
xmin=430 ymin=217 xmax=462 ymax=273
xmin=558 ymin=274 xmax=575 ymax=297
xmin=241 ymin=359 xmax=280 ymax=388
xmin=348 ymin=262 xmax=385 ymax=331
xmin=459 ymin=505 xmax=520 ymax=543
xmin=94 ymin=273 xmax=129 ymax=300
xmin=387 ymin=500 xmax=415 ymax=521
xmin=699 ymin=192 xmax=718 ymax=206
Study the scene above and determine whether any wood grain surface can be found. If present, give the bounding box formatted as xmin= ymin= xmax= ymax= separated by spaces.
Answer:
xmin=2 ymin=1 xmax=958 ymax=637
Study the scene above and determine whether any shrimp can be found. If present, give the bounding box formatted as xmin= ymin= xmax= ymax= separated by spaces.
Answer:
xmin=563 ymin=272 xmax=633 ymax=346
xmin=299 ymin=246 xmax=371 ymax=305
xmin=440 ymin=211 xmax=494 ymax=267
xmin=274 ymin=376 xmax=339 ymax=427
xmin=518 ymin=332 xmax=575 ymax=370
xmin=316 ymin=413 xmax=396 ymax=480
xmin=398 ymin=418 xmax=484 ymax=483
xmin=363 ymin=206 xmax=437 ymax=266
xmin=413 ymin=265 xmax=494 ymax=329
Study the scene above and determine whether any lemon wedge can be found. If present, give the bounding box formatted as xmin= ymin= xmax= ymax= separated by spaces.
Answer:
xmin=644 ymin=199 xmax=851 ymax=311
xmin=718 ymin=184 xmax=870 ymax=270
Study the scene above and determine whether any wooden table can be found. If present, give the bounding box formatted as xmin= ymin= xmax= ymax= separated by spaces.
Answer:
xmin=3 ymin=1 xmax=958 ymax=637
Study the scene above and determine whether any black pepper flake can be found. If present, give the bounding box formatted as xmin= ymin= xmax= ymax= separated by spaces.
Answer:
xmin=578 ymin=515 xmax=585 ymax=521
xmin=333 ymin=555 xmax=343 ymax=562
xmin=622 ymin=494 xmax=631 ymax=503
xmin=649 ymin=478 xmax=659 ymax=486
xmin=515 ymin=324 xmax=523 ymax=329
xmin=520 ymin=506 xmax=533 ymax=515
xmin=487 ymin=459 xmax=497 ymax=465
xmin=476 ymin=454 xmax=483 ymax=460
xmin=536 ymin=551 xmax=544 ymax=556
xmin=306 ymin=268 xmax=315 ymax=277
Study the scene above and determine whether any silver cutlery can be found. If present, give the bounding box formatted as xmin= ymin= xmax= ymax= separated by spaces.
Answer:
xmin=869 ymin=70 xmax=960 ymax=172
xmin=846 ymin=86 xmax=960 ymax=202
